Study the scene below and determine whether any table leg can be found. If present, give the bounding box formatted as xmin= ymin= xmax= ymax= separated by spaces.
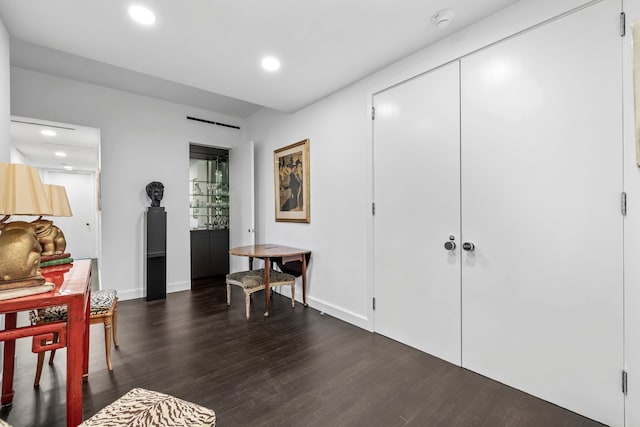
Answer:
xmin=82 ymin=289 xmax=91 ymax=382
xmin=302 ymin=254 xmax=308 ymax=307
xmin=67 ymin=298 xmax=84 ymax=427
xmin=264 ymin=258 xmax=270 ymax=317
xmin=1 ymin=313 xmax=16 ymax=405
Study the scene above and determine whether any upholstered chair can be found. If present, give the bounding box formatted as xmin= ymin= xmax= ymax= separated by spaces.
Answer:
xmin=226 ymin=269 xmax=295 ymax=319
xmin=30 ymin=289 xmax=119 ymax=386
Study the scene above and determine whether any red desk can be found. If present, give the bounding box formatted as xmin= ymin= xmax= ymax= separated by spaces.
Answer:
xmin=229 ymin=244 xmax=311 ymax=316
xmin=0 ymin=259 xmax=91 ymax=427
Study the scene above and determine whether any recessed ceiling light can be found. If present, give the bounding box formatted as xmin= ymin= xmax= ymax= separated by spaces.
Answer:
xmin=129 ymin=5 xmax=156 ymax=25
xmin=431 ymin=9 xmax=455 ymax=28
xmin=63 ymin=165 xmax=73 ymax=171
xmin=261 ymin=57 xmax=281 ymax=72
xmin=41 ymin=129 xmax=56 ymax=136
xmin=55 ymin=152 xmax=67 ymax=157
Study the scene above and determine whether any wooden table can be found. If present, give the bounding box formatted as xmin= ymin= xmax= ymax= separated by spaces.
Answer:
xmin=0 ymin=259 xmax=92 ymax=427
xmin=229 ymin=244 xmax=311 ymax=316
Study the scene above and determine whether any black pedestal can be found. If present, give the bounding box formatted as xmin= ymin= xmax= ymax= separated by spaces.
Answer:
xmin=146 ymin=207 xmax=166 ymax=301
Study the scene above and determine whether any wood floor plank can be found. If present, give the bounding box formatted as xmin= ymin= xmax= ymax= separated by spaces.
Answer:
xmin=0 ymin=281 xmax=604 ymax=427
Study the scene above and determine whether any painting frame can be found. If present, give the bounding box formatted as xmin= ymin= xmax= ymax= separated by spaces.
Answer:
xmin=274 ymin=139 xmax=310 ymax=223
xmin=633 ymin=19 xmax=640 ymax=166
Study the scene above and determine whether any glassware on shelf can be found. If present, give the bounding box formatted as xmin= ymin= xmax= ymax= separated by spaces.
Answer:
xmin=190 ymin=154 xmax=229 ymax=230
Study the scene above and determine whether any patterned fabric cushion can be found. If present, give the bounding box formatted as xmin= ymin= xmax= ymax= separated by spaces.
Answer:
xmin=80 ymin=387 xmax=216 ymax=427
xmin=226 ymin=269 xmax=295 ymax=289
xmin=90 ymin=289 xmax=117 ymax=315
xmin=29 ymin=289 xmax=117 ymax=324
xmin=226 ymin=270 xmax=265 ymax=288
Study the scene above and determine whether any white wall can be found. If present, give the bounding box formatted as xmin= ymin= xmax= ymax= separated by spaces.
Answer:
xmin=0 ymin=17 xmax=9 ymax=162
xmin=10 ymin=68 xmax=246 ymax=300
xmin=9 ymin=146 xmax=24 ymax=163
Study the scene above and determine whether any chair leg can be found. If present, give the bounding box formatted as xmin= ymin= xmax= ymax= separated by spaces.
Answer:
xmin=34 ymin=350 xmax=45 ymax=387
xmin=34 ymin=331 xmax=59 ymax=387
xmin=103 ymin=318 xmax=113 ymax=371
xmin=48 ymin=332 xmax=58 ymax=365
xmin=112 ymin=301 xmax=119 ymax=348
xmin=291 ymin=284 xmax=295 ymax=308
xmin=244 ymin=291 xmax=251 ymax=319
xmin=227 ymin=284 xmax=231 ymax=306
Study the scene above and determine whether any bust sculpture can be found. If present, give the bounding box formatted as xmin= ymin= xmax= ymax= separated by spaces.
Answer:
xmin=146 ymin=181 xmax=165 ymax=208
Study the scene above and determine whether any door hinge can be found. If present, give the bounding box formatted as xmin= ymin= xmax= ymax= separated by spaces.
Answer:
xmin=372 ymin=202 xmax=376 ymax=215
xmin=373 ymin=297 xmax=376 ymax=310
xmin=623 ymin=370 xmax=628 ymax=395
xmin=371 ymin=106 xmax=375 ymax=120
xmin=621 ymin=192 xmax=627 ymax=216
xmin=621 ymin=12 xmax=626 ymax=37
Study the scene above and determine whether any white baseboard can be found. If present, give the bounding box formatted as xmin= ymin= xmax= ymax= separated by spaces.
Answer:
xmin=306 ymin=295 xmax=372 ymax=331
xmin=167 ymin=281 xmax=190 ymax=293
xmin=275 ymin=286 xmax=372 ymax=331
xmin=116 ymin=281 xmax=191 ymax=301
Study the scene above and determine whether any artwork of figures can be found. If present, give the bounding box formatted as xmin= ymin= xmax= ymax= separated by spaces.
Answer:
xmin=274 ymin=139 xmax=310 ymax=223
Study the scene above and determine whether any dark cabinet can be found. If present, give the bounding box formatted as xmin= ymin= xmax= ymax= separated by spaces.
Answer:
xmin=190 ymin=229 xmax=229 ymax=279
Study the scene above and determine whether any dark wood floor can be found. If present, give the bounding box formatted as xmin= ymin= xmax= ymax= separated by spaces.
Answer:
xmin=0 ymin=280 xmax=604 ymax=427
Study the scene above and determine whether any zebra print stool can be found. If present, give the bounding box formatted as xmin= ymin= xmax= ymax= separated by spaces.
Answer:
xmin=80 ymin=388 xmax=216 ymax=426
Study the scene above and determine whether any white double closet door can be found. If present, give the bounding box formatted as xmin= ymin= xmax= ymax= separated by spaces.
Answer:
xmin=373 ymin=1 xmax=623 ymax=425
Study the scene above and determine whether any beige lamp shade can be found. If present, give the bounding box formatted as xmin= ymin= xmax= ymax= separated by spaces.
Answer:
xmin=0 ymin=163 xmax=52 ymax=216
xmin=44 ymin=184 xmax=73 ymax=217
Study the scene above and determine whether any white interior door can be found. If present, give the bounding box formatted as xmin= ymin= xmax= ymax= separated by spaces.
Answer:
xmin=44 ymin=170 xmax=98 ymax=260
xmin=229 ymin=140 xmax=255 ymax=272
xmin=373 ymin=62 xmax=462 ymax=365
xmin=460 ymin=2 xmax=623 ymax=425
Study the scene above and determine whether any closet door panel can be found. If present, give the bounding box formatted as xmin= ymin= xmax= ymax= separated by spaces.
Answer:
xmin=460 ymin=2 xmax=623 ymax=425
xmin=373 ymin=62 xmax=461 ymax=365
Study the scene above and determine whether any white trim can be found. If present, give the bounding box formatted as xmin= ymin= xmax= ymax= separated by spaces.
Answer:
xmin=118 ymin=280 xmax=190 ymax=301
xmin=167 ymin=280 xmax=191 ymax=294
xmin=307 ymin=295 xmax=371 ymax=331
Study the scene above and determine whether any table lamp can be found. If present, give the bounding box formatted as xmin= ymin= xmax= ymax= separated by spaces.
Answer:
xmin=36 ymin=184 xmax=73 ymax=265
xmin=0 ymin=162 xmax=52 ymax=288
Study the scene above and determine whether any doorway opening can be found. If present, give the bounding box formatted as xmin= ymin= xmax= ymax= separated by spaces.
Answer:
xmin=9 ymin=115 xmax=102 ymax=285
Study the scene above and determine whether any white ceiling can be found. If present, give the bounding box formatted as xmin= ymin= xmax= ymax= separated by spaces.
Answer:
xmin=10 ymin=116 xmax=100 ymax=172
xmin=0 ymin=0 xmax=521 ymax=116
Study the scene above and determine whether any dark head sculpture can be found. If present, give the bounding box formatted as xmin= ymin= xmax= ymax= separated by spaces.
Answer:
xmin=146 ymin=181 xmax=165 ymax=207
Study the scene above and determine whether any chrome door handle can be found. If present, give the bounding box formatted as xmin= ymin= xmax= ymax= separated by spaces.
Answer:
xmin=444 ymin=235 xmax=456 ymax=251
xmin=462 ymin=242 xmax=475 ymax=252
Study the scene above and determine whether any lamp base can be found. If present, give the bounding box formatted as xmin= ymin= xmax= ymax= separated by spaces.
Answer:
xmin=0 ymin=223 xmax=44 ymax=283
xmin=0 ymin=275 xmax=46 ymax=290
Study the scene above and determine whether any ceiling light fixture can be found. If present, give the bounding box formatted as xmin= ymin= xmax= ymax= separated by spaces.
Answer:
xmin=55 ymin=152 xmax=67 ymax=157
xmin=431 ymin=9 xmax=455 ymax=28
xmin=261 ymin=57 xmax=281 ymax=72
xmin=129 ymin=5 xmax=156 ymax=25
xmin=41 ymin=130 xmax=56 ymax=137
xmin=63 ymin=165 xmax=73 ymax=171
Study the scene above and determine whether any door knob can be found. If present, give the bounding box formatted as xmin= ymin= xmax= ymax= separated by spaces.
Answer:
xmin=462 ymin=242 xmax=475 ymax=252
xmin=444 ymin=235 xmax=456 ymax=251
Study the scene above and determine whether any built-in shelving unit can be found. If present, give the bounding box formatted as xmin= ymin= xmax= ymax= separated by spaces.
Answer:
xmin=189 ymin=144 xmax=230 ymax=280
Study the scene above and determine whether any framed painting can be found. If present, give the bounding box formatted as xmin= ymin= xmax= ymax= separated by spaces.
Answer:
xmin=274 ymin=139 xmax=310 ymax=223
xmin=633 ymin=19 xmax=640 ymax=166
